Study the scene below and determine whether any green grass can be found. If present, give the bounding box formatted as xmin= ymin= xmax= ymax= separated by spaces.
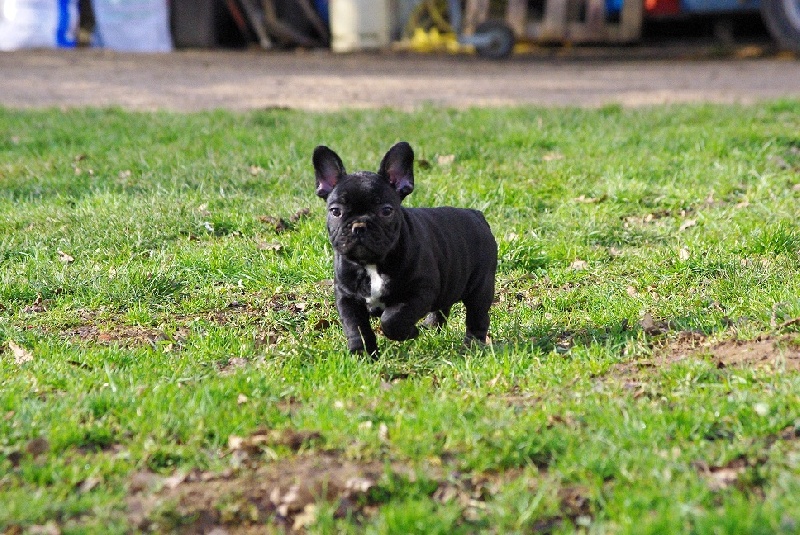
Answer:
xmin=1 ymin=102 xmax=800 ymax=533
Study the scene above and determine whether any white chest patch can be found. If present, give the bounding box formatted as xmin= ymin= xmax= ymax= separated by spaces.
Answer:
xmin=364 ymin=264 xmax=387 ymax=309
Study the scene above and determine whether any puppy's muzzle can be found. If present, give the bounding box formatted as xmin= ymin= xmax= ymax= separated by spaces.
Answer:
xmin=351 ymin=221 xmax=367 ymax=237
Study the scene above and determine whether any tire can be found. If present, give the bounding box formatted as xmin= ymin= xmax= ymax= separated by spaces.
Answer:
xmin=761 ymin=0 xmax=800 ymax=53
xmin=474 ymin=20 xmax=515 ymax=59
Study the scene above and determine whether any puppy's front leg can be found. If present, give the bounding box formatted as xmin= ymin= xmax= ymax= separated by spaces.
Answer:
xmin=379 ymin=297 xmax=432 ymax=342
xmin=336 ymin=293 xmax=378 ymax=356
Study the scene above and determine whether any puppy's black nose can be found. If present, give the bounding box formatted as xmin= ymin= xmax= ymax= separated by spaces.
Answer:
xmin=351 ymin=221 xmax=367 ymax=236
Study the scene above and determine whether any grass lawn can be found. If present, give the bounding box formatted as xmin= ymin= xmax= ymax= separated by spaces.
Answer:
xmin=1 ymin=102 xmax=800 ymax=534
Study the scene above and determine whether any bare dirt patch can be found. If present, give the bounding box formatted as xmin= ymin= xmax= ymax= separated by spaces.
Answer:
xmin=64 ymin=323 xmax=170 ymax=348
xmin=705 ymin=335 xmax=800 ymax=371
xmin=126 ymin=429 xmax=592 ymax=533
xmin=128 ymin=452 xmax=391 ymax=533
xmin=127 ymin=452 xmax=594 ymax=533
xmin=661 ymin=331 xmax=800 ymax=372
xmin=21 ymin=288 xmax=333 ymax=350
xmin=610 ymin=331 xmax=800 ymax=382
xmin=693 ymin=425 xmax=800 ymax=494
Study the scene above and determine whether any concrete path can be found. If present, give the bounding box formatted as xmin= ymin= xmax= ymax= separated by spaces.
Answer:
xmin=1 ymin=48 xmax=798 ymax=111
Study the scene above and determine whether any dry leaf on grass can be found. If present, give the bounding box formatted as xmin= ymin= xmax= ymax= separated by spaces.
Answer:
xmin=254 ymin=331 xmax=279 ymax=348
xmin=639 ymin=312 xmax=669 ymax=336
xmin=23 ymin=294 xmax=47 ymax=314
xmin=694 ymin=458 xmax=747 ymax=491
xmin=129 ymin=471 xmax=163 ymax=493
xmin=258 ymin=209 xmax=309 ymax=233
xmin=378 ymin=422 xmax=389 ymax=442
xmin=25 ymin=437 xmax=50 ymax=457
xmin=77 ymin=477 xmax=102 ymax=494
xmin=7 ymin=340 xmax=33 ymax=365
xmin=293 ymin=504 xmax=319 ymax=530
xmin=547 ymin=413 xmax=578 ymax=428
xmin=163 ymin=472 xmax=188 ymax=490
xmin=57 ymin=250 xmax=74 ymax=263
xmin=437 ymin=154 xmax=455 ymax=166
xmin=574 ymin=194 xmax=607 ymax=204
xmin=258 ymin=215 xmax=289 ymax=233
xmin=768 ymin=155 xmax=792 ymax=170
xmin=25 ymin=522 xmax=60 ymax=535
xmin=228 ymin=428 xmax=323 ymax=455
xmin=312 ymin=319 xmax=332 ymax=331
xmin=257 ymin=240 xmax=283 ymax=252
xmin=289 ymin=208 xmax=311 ymax=223
xmin=218 ymin=357 xmax=247 ymax=375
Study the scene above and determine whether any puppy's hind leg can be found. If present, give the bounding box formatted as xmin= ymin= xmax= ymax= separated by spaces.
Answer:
xmin=421 ymin=306 xmax=451 ymax=330
xmin=463 ymin=287 xmax=493 ymax=346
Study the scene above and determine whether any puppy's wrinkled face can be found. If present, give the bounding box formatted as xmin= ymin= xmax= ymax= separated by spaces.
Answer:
xmin=314 ymin=142 xmax=415 ymax=265
xmin=326 ymin=172 xmax=403 ymax=265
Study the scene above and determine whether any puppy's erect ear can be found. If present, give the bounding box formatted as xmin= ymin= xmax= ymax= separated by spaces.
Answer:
xmin=379 ymin=142 xmax=414 ymax=199
xmin=313 ymin=146 xmax=345 ymax=200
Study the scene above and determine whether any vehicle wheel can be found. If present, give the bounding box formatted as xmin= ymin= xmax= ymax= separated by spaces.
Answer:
xmin=474 ymin=20 xmax=515 ymax=59
xmin=761 ymin=0 xmax=800 ymax=53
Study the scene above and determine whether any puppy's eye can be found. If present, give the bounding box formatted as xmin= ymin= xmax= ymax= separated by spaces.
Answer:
xmin=329 ymin=207 xmax=342 ymax=218
xmin=379 ymin=205 xmax=394 ymax=217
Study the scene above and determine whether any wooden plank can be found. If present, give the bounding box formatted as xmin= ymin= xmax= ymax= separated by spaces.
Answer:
xmin=566 ymin=22 xmax=610 ymax=41
xmin=585 ymin=0 xmax=607 ymax=33
xmin=521 ymin=0 xmax=644 ymax=43
xmin=619 ymin=0 xmax=644 ymax=40
xmin=464 ymin=0 xmax=491 ymax=34
xmin=540 ymin=0 xmax=569 ymax=41
xmin=505 ymin=0 xmax=529 ymax=37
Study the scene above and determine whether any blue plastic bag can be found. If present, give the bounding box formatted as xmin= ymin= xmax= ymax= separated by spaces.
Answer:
xmin=92 ymin=0 xmax=172 ymax=52
xmin=0 ymin=0 xmax=78 ymax=51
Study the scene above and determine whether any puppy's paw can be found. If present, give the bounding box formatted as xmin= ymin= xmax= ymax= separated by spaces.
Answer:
xmin=380 ymin=321 xmax=419 ymax=342
xmin=347 ymin=336 xmax=378 ymax=357
xmin=464 ymin=332 xmax=491 ymax=348
xmin=421 ymin=311 xmax=448 ymax=330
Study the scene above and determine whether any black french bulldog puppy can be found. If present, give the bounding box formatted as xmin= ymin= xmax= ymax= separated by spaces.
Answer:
xmin=313 ymin=141 xmax=497 ymax=356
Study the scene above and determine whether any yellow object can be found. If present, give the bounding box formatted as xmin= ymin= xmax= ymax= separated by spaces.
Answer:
xmin=395 ymin=0 xmax=468 ymax=54
xmin=397 ymin=27 xmax=470 ymax=54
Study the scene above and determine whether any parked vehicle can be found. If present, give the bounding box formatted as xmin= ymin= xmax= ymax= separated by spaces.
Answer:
xmin=760 ymin=0 xmax=800 ymax=52
xmin=441 ymin=0 xmax=800 ymax=57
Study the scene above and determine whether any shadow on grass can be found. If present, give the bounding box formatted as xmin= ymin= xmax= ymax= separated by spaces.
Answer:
xmin=497 ymin=312 xmax=758 ymax=358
